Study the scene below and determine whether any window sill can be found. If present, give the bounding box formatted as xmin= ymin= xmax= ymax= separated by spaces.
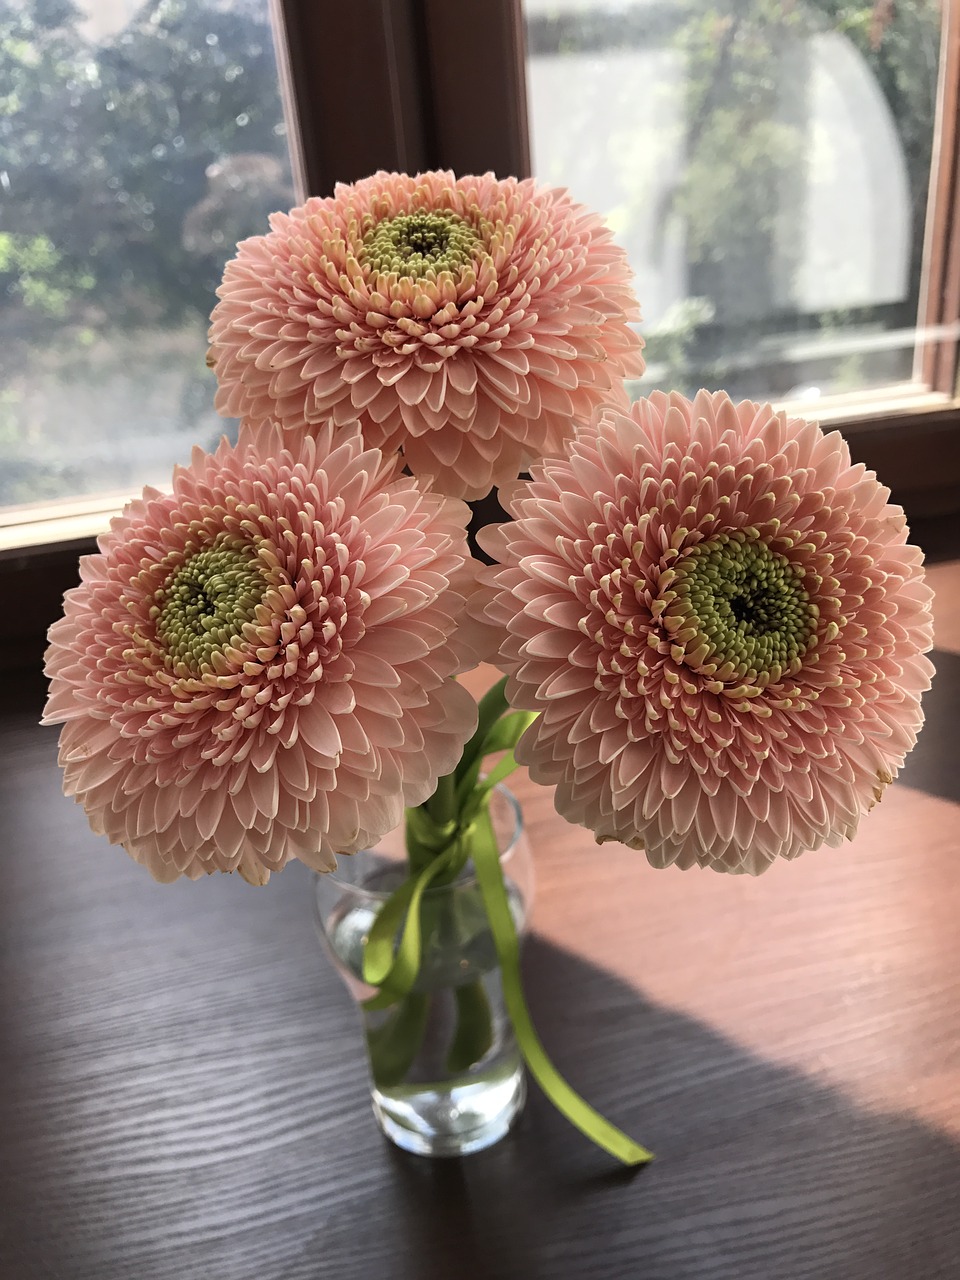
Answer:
xmin=0 ymin=494 xmax=136 ymax=561
xmin=0 ymin=391 xmax=958 ymax=560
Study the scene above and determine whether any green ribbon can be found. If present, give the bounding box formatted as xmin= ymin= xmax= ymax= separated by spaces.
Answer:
xmin=471 ymin=803 xmax=654 ymax=1167
xmin=361 ymin=838 xmax=463 ymax=1011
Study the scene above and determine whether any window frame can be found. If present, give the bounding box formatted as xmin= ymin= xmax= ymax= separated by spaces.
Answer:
xmin=919 ymin=0 xmax=960 ymax=396
xmin=273 ymin=0 xmax=531 ymax=198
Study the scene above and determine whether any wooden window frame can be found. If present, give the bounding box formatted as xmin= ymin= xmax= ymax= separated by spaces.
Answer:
xmin=272 ymin=0 xmax=531 ymax=197
xmin=919 ymin=0 xmax=960 ymax=397
xmin=3 ymin=0 xmax=958 ymax=670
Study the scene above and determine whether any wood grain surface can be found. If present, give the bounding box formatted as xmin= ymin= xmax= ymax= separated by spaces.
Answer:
xmin=2 ymin=566 xmax=960 ymax=1280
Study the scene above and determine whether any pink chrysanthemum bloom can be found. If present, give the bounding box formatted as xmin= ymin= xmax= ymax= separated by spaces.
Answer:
xmin=208 ymin=170 xmax=645 ymax=501
xmin=43 ymin=423 xmax=477 ymax=885
xmin=479 ymin=390 xmax=934 ymax=875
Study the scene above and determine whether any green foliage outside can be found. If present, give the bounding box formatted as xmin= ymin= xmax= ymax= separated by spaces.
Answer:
xmin=0 ymin=0 xmax=291 ymax=504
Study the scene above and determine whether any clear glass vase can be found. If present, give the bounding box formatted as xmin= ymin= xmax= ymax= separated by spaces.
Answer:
xmin=314 ymin=787 xmax=534 ymax=1157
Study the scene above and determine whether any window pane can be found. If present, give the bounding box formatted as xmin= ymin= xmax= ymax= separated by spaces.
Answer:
xmin=524 ymin=0 xmax=945 ymax=406
xmin=0 ymin=0 xmax=293 ymax=511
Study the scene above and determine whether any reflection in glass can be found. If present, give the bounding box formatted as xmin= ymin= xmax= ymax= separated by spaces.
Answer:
xmin=0 ymin=0 xmax=293 ymax=509
xmin=524 ymin=0 xmax=943 ymax=405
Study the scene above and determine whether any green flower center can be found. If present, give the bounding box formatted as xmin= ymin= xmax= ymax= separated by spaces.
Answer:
xmin=657 ymin=533 xmax=818 ymax=685
xmin=360 ymin=209 xmax=481 ymax=279
xmin=152 ymin=540 xmax=268 ymax=670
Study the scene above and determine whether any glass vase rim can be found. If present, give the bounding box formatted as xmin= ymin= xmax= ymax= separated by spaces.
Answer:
xmin=322 ymin=784 xmax=523 ymax=901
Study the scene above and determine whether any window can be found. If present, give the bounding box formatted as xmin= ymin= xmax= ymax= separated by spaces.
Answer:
xmin=0 ymin=0 xmax=291 ymax=518
xmin=525 ymin=0 xmax=949 ymax=411
xmin=4 ymin=0 xmax=959 ymax=658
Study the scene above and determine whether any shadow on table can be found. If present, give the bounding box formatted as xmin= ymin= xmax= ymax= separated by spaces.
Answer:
xmin=2 ymin=901 xmax=959 ymax=1280
xmin=282 ymin=935 xmax=960 ymax=1280
xmin=898 ymin=647 xmax=960 ymax=806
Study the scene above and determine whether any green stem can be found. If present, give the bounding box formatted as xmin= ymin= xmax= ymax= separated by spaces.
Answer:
xmin=455 ymin=677 xmax=509 ymax=787
xmin=446 ymin=979 xmax=494 ymax=1074
xmin=407 ymin=777 xmax=457 ymax=875
xmin=365 ymin=991 xmax=431 ymax=1088
xmin=427 ymin=771 xmax=457 ymax=828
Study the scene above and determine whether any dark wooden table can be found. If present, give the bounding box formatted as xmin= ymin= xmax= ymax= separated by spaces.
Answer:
xmin=3 ymin=564 xmax=960 ymax=1280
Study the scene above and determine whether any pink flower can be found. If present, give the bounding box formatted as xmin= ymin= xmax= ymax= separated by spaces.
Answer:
xmin=479 ymin=390 xmax=934 ymax=874
xmin=208 ymin=170 xmax=644 ymax=501
xmin=43 ymin=423 xmax=477 ymax=884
